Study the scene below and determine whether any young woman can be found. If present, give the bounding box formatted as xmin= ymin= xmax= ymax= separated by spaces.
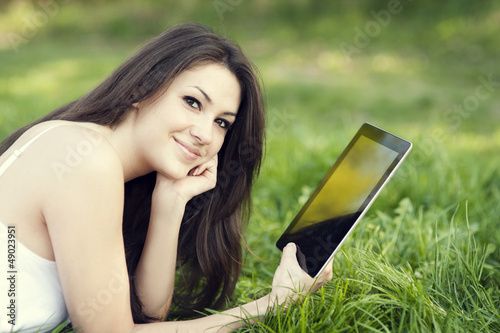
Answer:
xmin=0 ymin=23 xmax=332 ymax=332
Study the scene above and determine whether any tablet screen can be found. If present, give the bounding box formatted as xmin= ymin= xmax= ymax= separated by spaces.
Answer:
xmin=276 ymin=123 xmax=411 ymax=277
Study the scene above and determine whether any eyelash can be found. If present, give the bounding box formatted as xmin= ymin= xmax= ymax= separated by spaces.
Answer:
xmin=216 ymin=119 xmax=232 ymax=130
xmin=183 ymin=96 xmax=233 ymax=130
xmin=184 ymin=96 xmax=201 ymax=110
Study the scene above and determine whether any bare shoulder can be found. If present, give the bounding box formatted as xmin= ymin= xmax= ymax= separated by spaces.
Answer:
xmin=32 ymin=122 xmax=135 ymax=331
xmin=0 ymin=120 xmax=124 ymax=212
xmin=24 ymin=120 xmax=123 ymax=185
xmin=31 ymin=121 xmax=124 ymax=221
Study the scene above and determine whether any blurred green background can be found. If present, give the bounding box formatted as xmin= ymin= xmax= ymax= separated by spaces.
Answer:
xmin=1 ymin=0 xmax=499 ymax=330
xmin=1 ymin=0 xmax=498 ymax=236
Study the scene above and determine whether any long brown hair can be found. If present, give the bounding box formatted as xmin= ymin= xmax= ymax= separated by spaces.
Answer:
xmin=0 ymin=23 xmax=265 ymax=322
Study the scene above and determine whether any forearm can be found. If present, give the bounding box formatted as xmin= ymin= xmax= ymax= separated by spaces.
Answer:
xmin=134 ymin=194 xmax=186 ymax=318
xmin=132 ymin=294 xmax=274 ymax=333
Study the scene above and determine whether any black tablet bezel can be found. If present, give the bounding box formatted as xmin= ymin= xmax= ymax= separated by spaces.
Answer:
xmin=276 ymin=123 xmax=412 ymax=278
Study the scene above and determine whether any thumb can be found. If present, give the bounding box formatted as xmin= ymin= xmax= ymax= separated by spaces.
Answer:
xmin=281 ymin=243 xmax=297 ymax=264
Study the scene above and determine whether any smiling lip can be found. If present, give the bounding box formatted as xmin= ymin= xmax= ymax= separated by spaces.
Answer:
xmin=174 ymin=138 xmax=201 ymax=161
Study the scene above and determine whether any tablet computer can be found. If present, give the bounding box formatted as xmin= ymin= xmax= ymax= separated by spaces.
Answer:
xmin=276 ymin=123 xmax=412 ymax=278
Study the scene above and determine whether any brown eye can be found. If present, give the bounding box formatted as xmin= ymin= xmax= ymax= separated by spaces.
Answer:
xmin=184 ymin=96 xmax=201 ymax=110
xmin=215 ymin=119 xmax=231 ymax=130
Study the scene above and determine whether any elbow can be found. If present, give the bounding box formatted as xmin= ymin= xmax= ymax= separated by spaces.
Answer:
xmin=141 ymin=294 xmax=173 ymax=322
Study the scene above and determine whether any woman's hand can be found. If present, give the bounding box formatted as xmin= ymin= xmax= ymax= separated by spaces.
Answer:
xmin=270 ymin=243 xmax=333 ymax=307
xmin=135 ymin=155 xmax=218 ymax=317
xmin=152 ymin=154 xmax=218 ymax=209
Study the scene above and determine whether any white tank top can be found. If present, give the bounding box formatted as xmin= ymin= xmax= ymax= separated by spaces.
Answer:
xmin=0 ymin=124 xmax=70 ymax=332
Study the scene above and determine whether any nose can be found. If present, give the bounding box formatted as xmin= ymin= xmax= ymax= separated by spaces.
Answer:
xmin=190 ymin=117 xmax=213 ymax=145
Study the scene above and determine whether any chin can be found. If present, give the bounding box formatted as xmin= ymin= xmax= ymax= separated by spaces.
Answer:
xmin=165 ymin=166 xmax=191 ymax=180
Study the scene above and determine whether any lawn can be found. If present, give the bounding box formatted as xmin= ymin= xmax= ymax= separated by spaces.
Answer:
xmin=1 ymin=0 xmax=499 ymax=332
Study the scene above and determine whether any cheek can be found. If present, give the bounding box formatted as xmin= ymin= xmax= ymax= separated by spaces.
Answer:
xmin=206 ymin=135 xmax=226 ymax=158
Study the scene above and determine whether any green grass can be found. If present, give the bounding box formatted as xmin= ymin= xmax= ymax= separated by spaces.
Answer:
xmin=1 ymin=1 xmax=499 ymax=332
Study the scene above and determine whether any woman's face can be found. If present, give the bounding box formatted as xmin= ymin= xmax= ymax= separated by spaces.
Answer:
xmin=134 ymin=63 xmax=241 ymax=180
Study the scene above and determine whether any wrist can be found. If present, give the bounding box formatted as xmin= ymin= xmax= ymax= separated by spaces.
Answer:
xmin=152 ymin=173 xmax=191 ymax=208
xmin=242 ymin=294 xmax=275 ymax=319
xmin=150 ymin=190 xmax=188 ymax=224
xmin=152 ymin=188 xmax=188 ymax=207
xmin=267 ymin=291 xmax=280 ymax=308
xmin=254 ymin=293 xmax=286 ymax=318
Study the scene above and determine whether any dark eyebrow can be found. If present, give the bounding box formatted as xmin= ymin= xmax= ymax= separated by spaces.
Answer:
xmin=222 ymin=111 xmax=238 ymax=118
xmin=192 ymin=86 xmax=238 ymax=117
xmin=192 ymin=86 xmax=212 ymax=104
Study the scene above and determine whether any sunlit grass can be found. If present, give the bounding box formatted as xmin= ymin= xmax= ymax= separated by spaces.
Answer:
xmin=0 ymin=1 xmax=499 ymax=332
